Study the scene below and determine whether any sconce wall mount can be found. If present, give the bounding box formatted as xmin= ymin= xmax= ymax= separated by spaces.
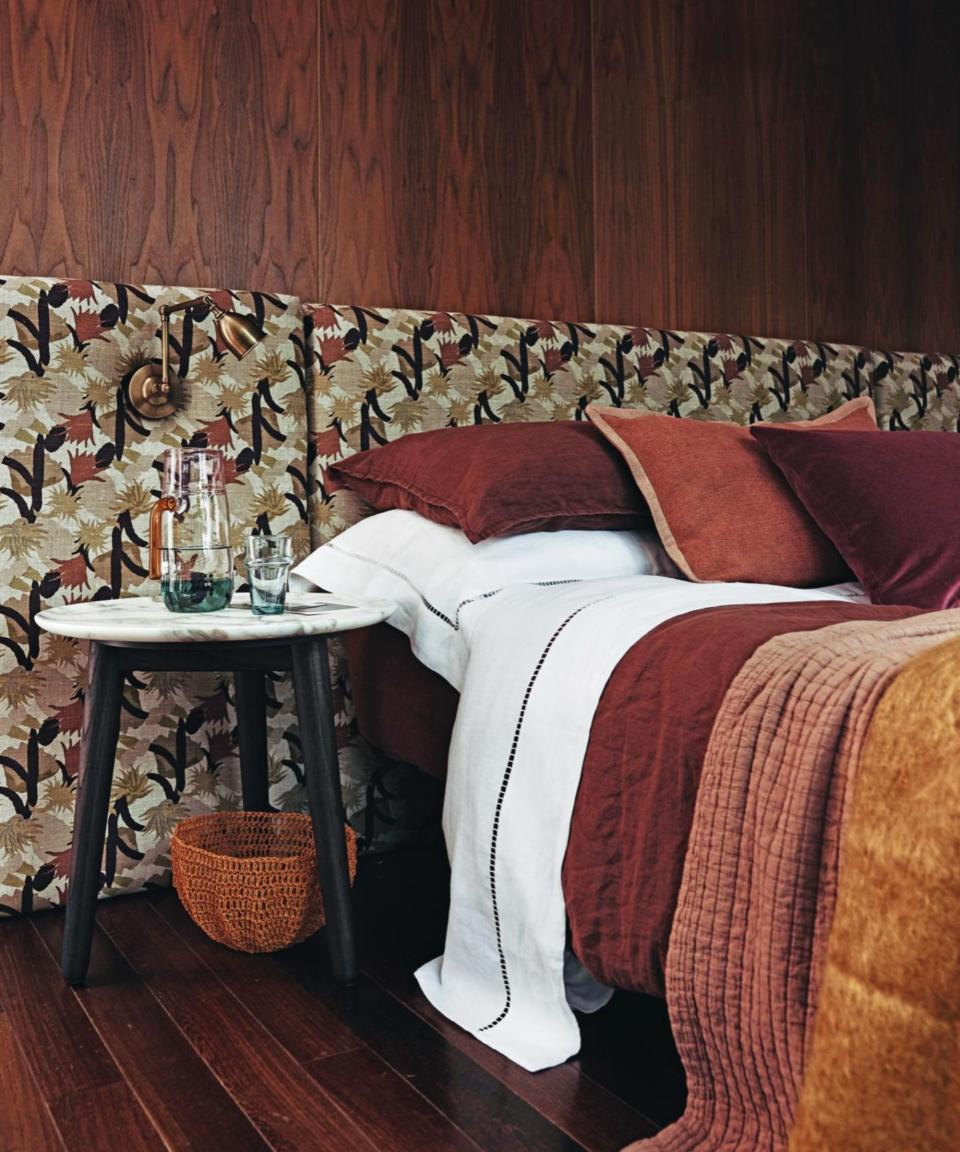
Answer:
xmin=128 ymin=295 xmax=265 ymax=420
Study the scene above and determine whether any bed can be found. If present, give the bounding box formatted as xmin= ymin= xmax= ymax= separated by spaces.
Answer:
xmin=301 ymin=306 xmax=960 ymax=1151
xmin=344 ymin=597 xmax=918 ymax=994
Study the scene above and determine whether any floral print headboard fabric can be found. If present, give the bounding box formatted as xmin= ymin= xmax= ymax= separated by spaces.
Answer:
xmin=0 ymin=277 xmax=308 ymax=915
xmin=303 ymin=306 xmax=960 ymax=540
xmin=873 ymin=348 xmax=960 ymax=430
xmin=302 ymin=307 xmax=880 ymax=540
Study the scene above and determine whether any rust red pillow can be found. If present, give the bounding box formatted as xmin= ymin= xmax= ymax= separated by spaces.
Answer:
xmin=751 ymin=425 xmax=960 ymax=607
xmin=326 ymin=421 xmax=651 ymax=542
xmin=587 ymin=396 xmax=878 ymax=586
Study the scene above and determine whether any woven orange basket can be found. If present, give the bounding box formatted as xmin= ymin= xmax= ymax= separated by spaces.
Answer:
xmin=171 ymin=811 xmax=357 ymax=953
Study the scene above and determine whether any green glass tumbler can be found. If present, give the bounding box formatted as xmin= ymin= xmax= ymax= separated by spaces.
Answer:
xmin=244 ymin=535 xmax=293 ymax=615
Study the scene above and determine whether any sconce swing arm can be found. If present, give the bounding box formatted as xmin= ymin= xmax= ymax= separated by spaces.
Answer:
xmin=128 ymin=294 xmax=264 ymax=420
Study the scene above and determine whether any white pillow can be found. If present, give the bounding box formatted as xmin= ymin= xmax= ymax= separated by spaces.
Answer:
xmin=293 ymin=509 xmax=679 ymax=688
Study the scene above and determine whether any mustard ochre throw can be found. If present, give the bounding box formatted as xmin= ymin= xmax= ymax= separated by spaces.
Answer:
xmin=788 ymin=636 xmax=960 ymax=1152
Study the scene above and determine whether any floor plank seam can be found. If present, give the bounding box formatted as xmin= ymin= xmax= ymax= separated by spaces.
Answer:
xmin=95 ymin=907 xmax=379 ymax=1152
xmin=2 ymin=920 xmax=171 ymax=1152
xmin=0 ymin=1002 xmax=70 ymax=1152
xmin=144 ymin=899 xmax=491 ymax=1152
xmin=134 ymin=900 xmax=396 ymax=1151
xmin=357 ymin=958 xmax=662 ymax=1147
xmin=29 ymin=919 xmax=198 ymax=1152
xmin=275 ymin=942 xmax=591 ymax=1152
xmin=302 ymin=1051 xmax=487 ymax=1152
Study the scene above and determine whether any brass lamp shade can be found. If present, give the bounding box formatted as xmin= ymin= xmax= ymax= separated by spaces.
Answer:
xmin=216 ymin=310 xmax=264 ymax=360
xmin=128 ymin=295 xmax=266 ymax=419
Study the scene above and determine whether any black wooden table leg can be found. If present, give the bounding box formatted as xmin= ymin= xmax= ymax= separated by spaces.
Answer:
xmin=290 ymin=637 xmax=356 ymax=985
xmin=62 ymin=642 xmax=124 ymax=985
xmin=234 ymin=670 xmax=270 ymax=811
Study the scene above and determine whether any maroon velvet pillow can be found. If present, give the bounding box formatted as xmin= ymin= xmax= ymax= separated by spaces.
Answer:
xmin=751 ymin=426 xmax=960 ymax=607
xmin=326 ymin=422 xmax=651 ymax=542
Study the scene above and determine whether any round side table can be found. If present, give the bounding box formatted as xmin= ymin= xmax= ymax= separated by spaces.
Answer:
xmin=36 ymin=593 xmax=395 ymax=988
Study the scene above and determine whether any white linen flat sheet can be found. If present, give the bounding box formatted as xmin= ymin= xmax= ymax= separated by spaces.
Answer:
xmin=415 ymin=574 xmax=867 ymax=1071
xmin=293 ymin=510 xmax=677 ymax=690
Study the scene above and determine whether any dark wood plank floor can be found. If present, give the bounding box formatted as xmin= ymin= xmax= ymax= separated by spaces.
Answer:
xmin=0 ymin=847 xmax=684 ymax=1152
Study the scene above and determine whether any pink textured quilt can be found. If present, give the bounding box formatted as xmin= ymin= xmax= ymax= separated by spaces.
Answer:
xmin=632 ymin=611 xmax=960 ymax=1152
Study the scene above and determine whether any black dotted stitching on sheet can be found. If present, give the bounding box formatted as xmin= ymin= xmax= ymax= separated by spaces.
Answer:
xmin=451 ymin=579 xmax=582 ymax=630
xmin=326 ymin=541 xmax=584 ymax=632
xmin=326 ymin=541 xmax=456 ymax=625
xmin=478 ymin=595 xmax=611 ymax=1034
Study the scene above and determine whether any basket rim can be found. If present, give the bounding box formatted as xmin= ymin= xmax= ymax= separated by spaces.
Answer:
xmin=174 ymin=811 xmax=312 ymax=829
xmin=171 ymin=812 xmax=355 ymax=868
xmin=172 ymin=811 xmax=317 ymax=865
xmin=173 ymin=840 xmax=317 ymax=867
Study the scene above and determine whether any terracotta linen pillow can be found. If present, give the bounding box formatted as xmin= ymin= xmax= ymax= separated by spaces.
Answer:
xmin=752 ymin=426 xmax=960 ymax=607
xmin=586 ymin=396 xmax=878 ymax=585
xmin=326 ymin=421 xmax=651 ymax=543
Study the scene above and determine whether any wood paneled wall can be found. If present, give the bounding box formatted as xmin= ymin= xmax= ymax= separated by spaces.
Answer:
xmin=592 ymin=0 xmax=960 ymax=351
xmin=0 ymin=0 xmax=957 ymax=350
xmin=317 ymin=0 xmax=595 ymax=319
xmin=0 ymin=0 xmax=317 ymax=295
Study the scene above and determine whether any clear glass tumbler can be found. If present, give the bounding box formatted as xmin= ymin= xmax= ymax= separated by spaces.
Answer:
xmin=244 ymin=535 xmax=293 ymax=615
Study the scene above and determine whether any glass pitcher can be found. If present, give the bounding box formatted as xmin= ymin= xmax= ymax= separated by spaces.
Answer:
xmin=149 ymin=448 xmax=234 ymax=612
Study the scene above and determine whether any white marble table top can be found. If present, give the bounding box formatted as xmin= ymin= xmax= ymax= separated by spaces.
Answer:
xmin=35 ymin=592 xmax=396 ymax=644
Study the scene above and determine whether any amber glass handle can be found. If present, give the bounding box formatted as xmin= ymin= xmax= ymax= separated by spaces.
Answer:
xmin=149 ymin=496 xmax=179 ymax=580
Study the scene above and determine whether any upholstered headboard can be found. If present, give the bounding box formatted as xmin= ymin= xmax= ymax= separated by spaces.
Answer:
xmin=0 ymin=276 xmax=306 ymax=912
xmin=302 ymin=305 xmax=960 ymax=544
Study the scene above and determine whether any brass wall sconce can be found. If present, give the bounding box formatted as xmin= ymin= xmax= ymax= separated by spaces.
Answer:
xmin=128 ymin=295 xmax=265 ymax=419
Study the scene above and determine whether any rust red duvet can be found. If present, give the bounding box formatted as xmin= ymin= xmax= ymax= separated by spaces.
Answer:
xmin=346 ymin=600 xmax=919 ymax=998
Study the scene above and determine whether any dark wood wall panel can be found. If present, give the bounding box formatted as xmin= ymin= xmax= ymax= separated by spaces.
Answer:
xmin=593 ymin=0 xmax=809 ymax=337
xmin=0 ymin=0 xmax=77 ymax=278
xmin=0 ymin=1 xmax=958 ymax=348
xmin=594 ymin=0 xmax=960 ymax=350
xmin=805 ymin=0 xmax=960 ymax=351
xmin=590 ymin=0 xmax=677 ymax=331
xmin=0 ymin=0 xmax=317 ymax=297
xmin=315 ymin=0 xmax=404 ymax=306
xmin=318 ymin=0 xmax=594 ymax=318
xmin=59 ymin=0 xmax=155 ymax=281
